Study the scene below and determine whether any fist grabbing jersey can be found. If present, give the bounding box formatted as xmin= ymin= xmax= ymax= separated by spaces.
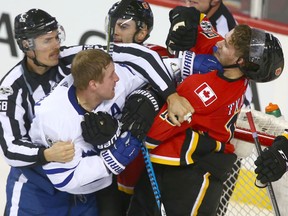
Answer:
xmin=81 ymin=111 xmax=121 ymax=151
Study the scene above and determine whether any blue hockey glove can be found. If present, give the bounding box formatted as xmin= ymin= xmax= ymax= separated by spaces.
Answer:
xmin=181 ymin=51 xmax=223 ymax=80
xmin=193 ymin=54 xmax=223 ymax=74
xmin=100 ymin=132 xmax=141 ymax=175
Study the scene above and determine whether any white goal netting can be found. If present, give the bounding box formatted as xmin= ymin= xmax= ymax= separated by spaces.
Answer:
xmin=217 ymin=108 xmax=288 ymax=216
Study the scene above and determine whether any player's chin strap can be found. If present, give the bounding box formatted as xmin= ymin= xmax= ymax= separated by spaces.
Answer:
xmin=222 ymin=64 xmax=240 ymax=69
xmin=28 ymin=51 xmax=50 ymax=68
xmin=222 ymin=57 xmax=243 ymax=70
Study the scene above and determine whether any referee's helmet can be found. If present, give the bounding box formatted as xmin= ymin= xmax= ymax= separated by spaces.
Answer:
xmin=14 ymin=9 xmax=65 ymax=51
xmin=108 ymin=0 xmax=154 ymax=34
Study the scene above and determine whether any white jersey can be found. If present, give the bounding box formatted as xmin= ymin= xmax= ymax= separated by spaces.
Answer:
xmin=29 ymin=63 xmax=146 ymax=194
xmin=0 ymin=42 xmax=175 ymax=168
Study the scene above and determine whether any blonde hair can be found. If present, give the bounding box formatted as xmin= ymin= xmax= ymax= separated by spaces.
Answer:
xmin=71 ymin=49 xmax=113 ymax=90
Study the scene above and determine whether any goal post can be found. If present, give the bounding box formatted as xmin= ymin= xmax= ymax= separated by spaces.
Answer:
xmin=217 ymin=108 xmax=288 ymax=216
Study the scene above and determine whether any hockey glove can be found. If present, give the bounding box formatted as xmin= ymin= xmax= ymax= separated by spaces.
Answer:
xmin=81 ymin=112 xmax=121 ymax=151
xmin=166 ymin=6 xmax=200 ymax=54
xmin=181 ymin=51 xmax=223 ymax=80
xmin=120 ymin=88 xmax=164 ymax=141
xmin=100 ymin=132 xmax=141 ymax=175
xmin=254 ymin=135 xmax=288 ymax=185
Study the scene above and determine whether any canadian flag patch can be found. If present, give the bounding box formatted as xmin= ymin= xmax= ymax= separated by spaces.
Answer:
xmin=195 ymin=82 xmax=217 ymax=106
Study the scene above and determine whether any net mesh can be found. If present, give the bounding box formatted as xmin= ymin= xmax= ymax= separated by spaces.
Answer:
xmin=216 ymin=108 xmax=288 ymax=216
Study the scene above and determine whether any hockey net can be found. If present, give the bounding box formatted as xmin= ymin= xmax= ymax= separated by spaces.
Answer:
xmin=216 ymin=108 xmax=288 ymax=216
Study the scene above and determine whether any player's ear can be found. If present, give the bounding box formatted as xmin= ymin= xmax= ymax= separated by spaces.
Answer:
xmin=89 ymin=79 xmax=99 ymax=89
xmin=236 ymin=57 xmax=245 ymax=66
xmin=135 ymin=26 xmax=148 ymax=43
xmin=22 ymin=40 xmax=30 ymax=49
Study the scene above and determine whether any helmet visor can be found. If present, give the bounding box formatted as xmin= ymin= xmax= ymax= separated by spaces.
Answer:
xmin=23 ymin=25 xmax=65 ymax=51
xmin=249 ymin=28 xmax=266 ymax=65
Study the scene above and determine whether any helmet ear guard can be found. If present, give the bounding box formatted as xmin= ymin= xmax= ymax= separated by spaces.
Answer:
xmin=17 ymin=38 xmax=34 ymax=52
xmin=240 ymin=28 xmax=284 ymax=83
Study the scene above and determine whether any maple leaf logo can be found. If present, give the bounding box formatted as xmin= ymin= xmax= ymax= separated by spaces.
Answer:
xmin=195 ymin=83 xmax=217 ymax=106
xmin=203 ymin=90 xmax=210 ymax=98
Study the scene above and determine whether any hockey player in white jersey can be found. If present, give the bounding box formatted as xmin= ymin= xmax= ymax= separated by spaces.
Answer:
xmin=25 ymin=48 xmax=166 ymax=214
xmin=23 ymin=47 xmax=222 ymax=215
xmin=30 ymin=49 xmax=144 ymax=193
xmin=2 ymin=8 xmax=198 ymax=216
xmin=0 ymin=8 xmax=193 ymax=169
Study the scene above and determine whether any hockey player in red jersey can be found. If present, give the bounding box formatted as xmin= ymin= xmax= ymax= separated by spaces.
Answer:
xmin=105 ymin=3 xmax=225 ymax=214
xmin=127 ymin=7 xmax=284 ymax=216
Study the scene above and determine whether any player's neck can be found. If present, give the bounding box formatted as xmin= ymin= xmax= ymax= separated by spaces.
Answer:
xmin=223 ymin=68 xmax=244 ymax=79
xmin=76 ymin=90 xmax=101 ymax=112
xmin=26 ymin=58 xmax=50 ymax=75
xmin=206 ymin=2 xmax=221 ymax=19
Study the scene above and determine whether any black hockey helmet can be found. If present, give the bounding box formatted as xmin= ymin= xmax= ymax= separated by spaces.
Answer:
xmin=109 ymin=0 xmax=154 ymax=33
xmin=240 ymin=28 xmax=284 ymax=82
xmin=14 ymin=9 xmax=58 ymax=40
xmin=14 ymin=9 xmax=65 ymax=51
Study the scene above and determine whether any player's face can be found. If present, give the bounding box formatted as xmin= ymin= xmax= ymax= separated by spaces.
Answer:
xmin=185 ymin=0 xmax=213 ymax=13
xmin=29 ymin=30 xmax=61 ymax=67
xmin=96 ymin=62 xmax=119 ymax=100
xmin=213 ymin=29 xmax=240 ymax=67
xmin=114 ymin=18 xmax=138 ymax=43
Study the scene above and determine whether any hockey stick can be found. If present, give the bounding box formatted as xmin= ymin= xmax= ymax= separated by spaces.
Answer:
xmin=141 ymin=141 xmax=167 ymax=216
xmin=233 ymin=108 xmax=287 ymax=147
xmin=246 ymin=111 xmax=281 ymax=216
xmin=106 ymin=0 xmax=133 ymax=56
xmin=234 ymin=127 xmax=275 ymax=147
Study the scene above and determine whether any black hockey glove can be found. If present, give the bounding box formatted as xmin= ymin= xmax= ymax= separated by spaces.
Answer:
xmin=166 ymin=6 xmax=200 ymax=54
xmin=120 ymin=88 xmax=164 ymax=141
xmin=81 ymin=112 xmax=121 ymax=151
xmin=254 ymin=135 xmax=288 ymax=185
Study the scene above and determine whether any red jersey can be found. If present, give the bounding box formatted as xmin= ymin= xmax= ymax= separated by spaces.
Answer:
xmin=117 ymin=17 xmax=236 ymax=193
xmin=145 ymin=43 xmax=174 ymax=58
xmin=147 ymin=71 xmax=248 ymax=165
xmin=192 ymin=17 xmax=223 ymax=55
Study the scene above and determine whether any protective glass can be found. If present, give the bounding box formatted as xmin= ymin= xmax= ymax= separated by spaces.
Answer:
xmin=26 ymin=25 xmax=66 ymax=51
xmin=104 ymin=15 xmax=135 ymax=34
